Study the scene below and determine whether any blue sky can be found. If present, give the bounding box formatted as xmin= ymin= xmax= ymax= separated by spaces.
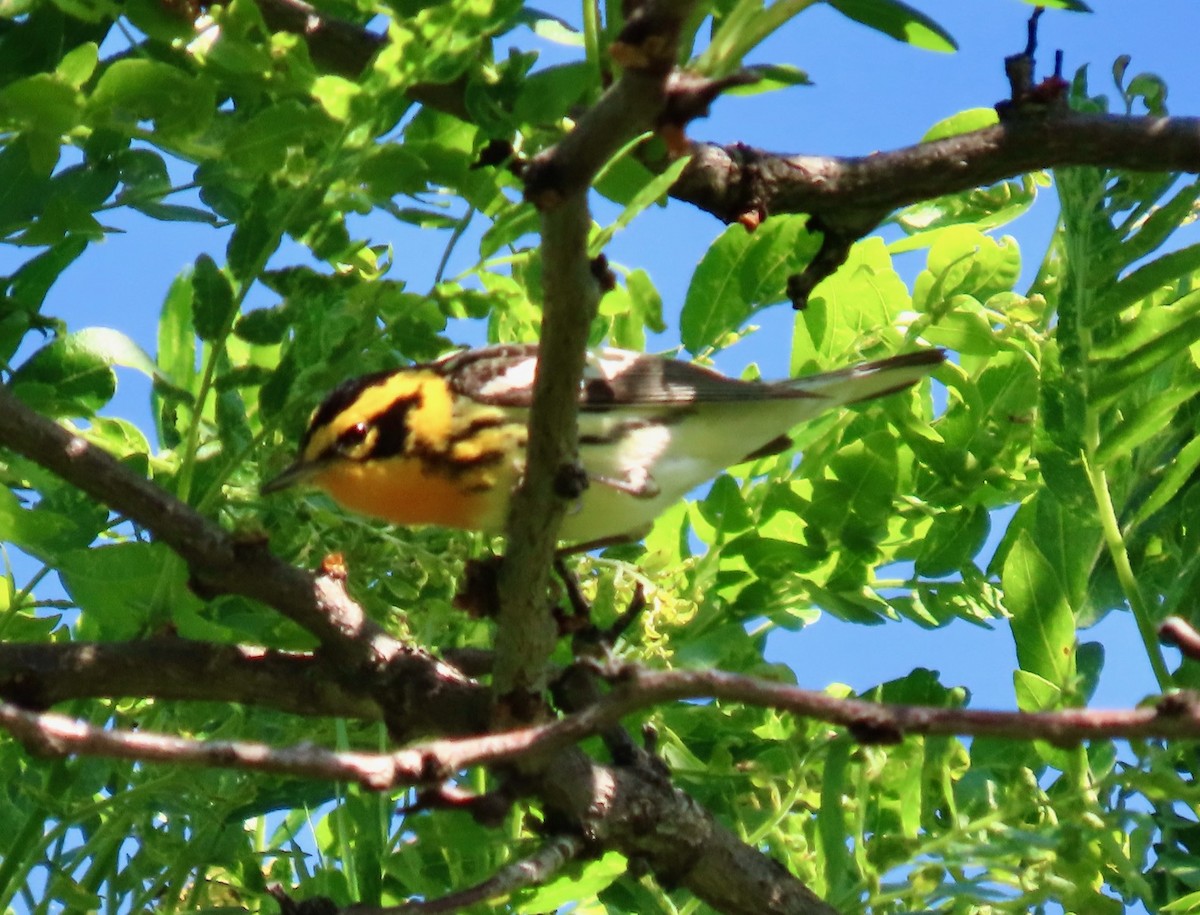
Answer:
xmin=5 ymin=2 xmax=1199 ymax=713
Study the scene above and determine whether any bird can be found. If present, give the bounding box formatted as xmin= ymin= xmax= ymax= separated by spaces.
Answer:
xmin=261 ymin=344 xmax=943 ymax=546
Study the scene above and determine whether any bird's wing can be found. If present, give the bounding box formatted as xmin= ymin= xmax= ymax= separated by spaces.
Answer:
xmin=438 ymin=345 xmax=782 ymax=409
xmin=438 ymin=344 xmax=943 ymax=409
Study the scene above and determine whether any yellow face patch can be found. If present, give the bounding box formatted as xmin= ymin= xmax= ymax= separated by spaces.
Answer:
xmin=301 ymin=371 xmax=455 ymax=464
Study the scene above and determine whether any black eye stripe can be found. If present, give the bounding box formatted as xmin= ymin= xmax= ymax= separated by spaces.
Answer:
xmin=370 ymin=393 xmax=421 ymax=458
xmin=337 ymin=422 xmax=370 ymax=449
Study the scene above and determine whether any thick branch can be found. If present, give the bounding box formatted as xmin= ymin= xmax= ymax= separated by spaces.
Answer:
xmin=0 ymin=639 xmax=378 ymax=719
xmin=541 ymin=751 xmax=838 ymax=915
xmin=671 ymin=112 xmax=1200 ymax=227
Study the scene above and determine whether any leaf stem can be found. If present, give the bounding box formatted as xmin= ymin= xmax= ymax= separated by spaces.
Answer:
xmin=1082 ymin=451 xmax=1172 ymax=690
xmin=434 ymin=205 xmax=476 ymax=285
xmin=582 ymin=0 xmax=602 ymax=89
xmin=0 ymin=564 xmax=52 ymax=640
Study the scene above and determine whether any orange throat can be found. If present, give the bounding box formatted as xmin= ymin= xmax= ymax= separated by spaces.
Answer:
xmin=313 ymin=457 xmax=504 ymax=532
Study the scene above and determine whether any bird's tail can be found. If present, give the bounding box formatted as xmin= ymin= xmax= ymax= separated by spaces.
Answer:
xmin=778 ymin=349 xmax=944 ymax=406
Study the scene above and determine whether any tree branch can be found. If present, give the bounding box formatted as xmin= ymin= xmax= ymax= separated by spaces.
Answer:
xmin=492 ymin=0 xmax=698 ymax=706
xmin=670 ymin=113 xmax=1200 ymax=228
xmin=0 ymin=638 xmax=379 ymax=718
xmin=539 ymin=750 xmax=840 ymax=915
xmin=0 ymin=700 xmax=420 ymax=788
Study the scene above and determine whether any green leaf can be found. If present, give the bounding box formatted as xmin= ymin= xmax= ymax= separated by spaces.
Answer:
xmin=818 ymin=737 xmax=852 ymax=898
xmin=1162 ymin=891 xmax=1200 ymax=913
xmin=1095 ymin=382 xmax=1200 ymax=466
xmin=89 ymin=59 xmax=215 ymax=136
xmin=55 ymin=42 xmax=98 ymax=88
xmin=725 ymin=63 xmax=811 ymax=95
xmin=682 ymin=215 xmax=820 ymax=353
xmin=0 ymin=488 xmax=89 ymax=564
xmin=513 ymin=8 xmax=583 ymax=47
xmin=626 ymin=268 xmax=665 ymax=334
xmin=216 ymin=387 xmax=253 ymax=454
xmin=915 ymin=506 xmax=989 ymax=577
xmin=69 ymin=327 xmax=159 ymax=378
xmin=59 ymin=542 xmax=178 ymax=639
xmin=0 ymin=73 xmax=82 ymax=136
xmin=1089 ymin=290 xmax=1200 ymax=401
xmin=921 ymin=107 xmax=998 ymax=142
xmin=1001 ymin=530 xmax=1076 ymax=693
xmin=0 ymin=138 xmax=53 ymax=237
xmin=699 ymin=475 xmax=753 ymax=535
xmin=356 ymin=145 xmax=429 ymax=200
xmin=590 ymin=155 xmax=691 ymax=254
xmin=226 ymin=102 xmax=338 ymax=177
xmin=914 ymin=227 xmax=1021 ymax=309
xmin=8 ymin=236 xmax=88 ymax=312
xmin=1129 ymin=434 xmax=1200 ymax=530
xmin=191 ymin=254 xmax=236 ymax=342
xmin=513 ymin=62 xmax=590 ymax=126
xmin=827 ymin=0 xmax=957 ymax=53
xmin=894 ymin=175 xmax=1039 ymax=243
xmin=514 ymin=851 xmax=626 ymax=913
xmin=1013 ymin=669 xmax=1062 ymax=712
xmin=723 ymin=534 xmax=822 ymax=578
xmin=129 ymin=200 xmax=221 ymax=224
xmin=1090 ymin=242 xmax=1200 ymax=324
xmin=85 ymin=416 xmax=151 ymax=462
xmin=697 ymin=0 xmax=818 ymax=78
xmin=114 ymin=147 xmax=170 ymax=200
xmin=235 ymin=305 xmax=291 ymax=345
xmin=792 ymin=237 xmax=907 ymax=367
xmin=311 ymin=74 xmax=362 ymax=123
xmin=828 ymin=431 xmax=898 ymax=525
xmin=919 ymin=295 xmax=999 ymax=356
xmin=1077 ymin=640 xmax=1104 ymax=703
xmin=1115 ymin=180 xmax=1200 ymax=271
xmin=10 ymin=333 xmax=104 ymax=416
xmin=1022 ymin=0 xmax=1090 ymax=9
xmin=479 ymin=202 xmax=538 ymax=259
xmin=157 ymin=271 xmax=196 ymax=389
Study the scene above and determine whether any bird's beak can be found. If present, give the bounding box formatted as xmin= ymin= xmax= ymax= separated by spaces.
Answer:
xmin=261 ymin=460 xmax=320 ymax=495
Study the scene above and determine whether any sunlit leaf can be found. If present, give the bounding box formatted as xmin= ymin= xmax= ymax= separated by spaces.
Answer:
xmin=1001 ymin=530 xmax=1077 ymax=694
xmin=828 ymin=0 xmax=957 ymax=53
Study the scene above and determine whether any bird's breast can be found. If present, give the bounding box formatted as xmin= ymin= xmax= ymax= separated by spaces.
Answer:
xmin=313 ymin=457 xmax=509 ymax=531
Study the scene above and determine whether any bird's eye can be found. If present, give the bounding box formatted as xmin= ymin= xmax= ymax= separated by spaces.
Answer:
xmin=337 ymin=422 xmax=370 ymax=451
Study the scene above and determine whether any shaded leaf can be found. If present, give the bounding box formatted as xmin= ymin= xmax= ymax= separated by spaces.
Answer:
xmin=191 ymin=254 xmax=235 ymax=342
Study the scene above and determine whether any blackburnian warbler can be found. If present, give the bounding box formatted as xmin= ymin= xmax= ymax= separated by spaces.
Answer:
xmin=262 ymin=344 xmax=943 ymax=544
